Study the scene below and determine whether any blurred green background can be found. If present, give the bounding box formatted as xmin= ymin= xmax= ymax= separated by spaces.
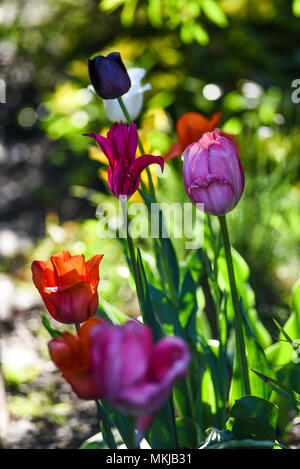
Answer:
xmin=1 ymin=0 xmax=300 ymax=447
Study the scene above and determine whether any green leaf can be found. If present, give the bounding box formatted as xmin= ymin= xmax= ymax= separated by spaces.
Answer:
xmin=96 ymin=400 xmax=117 ymax=449
xmin=148 ymin=283 xmax=183 ymax=337
xmin=179 ymin=270 xmax=198 ymax=343
xmin=293 ymin=0 xmax=300 ymax=16
xmin=97 ymin=299 xmax=129 ymax=325
xmin=149 ymin=401 xmax=178 ymax=449
xmin=251 ymin=369 xmax=300 ymax=408
xmin=100 ymin=401 xmax=131 ymax=448
xmin=79 ymin=433 xmax=108 ymax=449
xmin=41 ymin=314 xmax=63 ymax=338
xmin=226 ymin=395 xmax=279 ymax=441
xmin=201 ymin=0 xmax=229 ymax=27
xmin=176 ymin=417 xmax=198 ymax=448
xmin=197 ymin=335 xmax=226 ymax=427
xmin=136 ymin=248 xmax=162 ymax=341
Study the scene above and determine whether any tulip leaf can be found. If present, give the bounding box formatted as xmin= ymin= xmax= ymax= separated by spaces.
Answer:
xmin=226 ymin=395 xmax=279 ymax=441
xmin=100 ymin=401 xmax=132 ymax=449
xmin=176 ymin=417 xmax=199 ymax=448
xmin=97 ymin=298 xmax=129 ymax=325
xmin=149 ymin=401 xmax=178 ymax=449
xmin=136 ymin=248 xmax=162 ymax=341
xmin=179 ymin=270 xmax=198 ymax=344
xmin=197 ymin=335 xmax=227 ymax=428
xmin=95 ymin=400 xmax=117 ymax=449
xmin=138 ymin=189 xmax=180 ymax=298
xmin=251 ymin=369 xmax=300 ymax=408
xmin=41 ymin=314 xmax=63 ymax=338
xmin=148 ymin=283 xmax=183 ymax=337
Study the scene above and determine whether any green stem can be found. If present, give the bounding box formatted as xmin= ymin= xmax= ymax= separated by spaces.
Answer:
xmin=117 ymin=96 xmax=156 ymax=201
xmin=127 ymin=417 xmax=139 ymax=449
xmin=75 ymin=323 xmax=80 ymax=333
xmin=218 ymin=215 xmax=251 ymax=396
xmin=95 ymin=400 xmax=117 ymax=449
xmin=120 ymin=199 xmax=138 ymax=290
xmin=169 ymin=394 xmax=180 ymax=449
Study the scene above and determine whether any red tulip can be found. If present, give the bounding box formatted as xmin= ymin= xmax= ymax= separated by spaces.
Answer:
xmin=91 ymin=320 xmax=190 ymax=416
xmin=32 ymin=251 xmax=104 ymax=324
xmin=48 ymin=318 xmax=103 ymax=400
xmin=84 ymin=123 xmax=164 ymax=199
xmin=183 ymin=131 xmax=245 ymax=216
xmin=165 ymin=111 xmax=222 ymax=160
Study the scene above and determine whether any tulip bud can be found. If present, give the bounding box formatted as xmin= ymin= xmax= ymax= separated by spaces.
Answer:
xmin=183 ymin=131 xmax=245 ymax=216
xmin=103 ymin=68 xmax=151 ymax=122
xmin=88 ymin=52 xmax=131 ymax=100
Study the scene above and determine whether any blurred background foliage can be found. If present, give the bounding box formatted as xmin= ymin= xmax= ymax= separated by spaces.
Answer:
xmin=1 ymin=0 xmax=300 ymax=441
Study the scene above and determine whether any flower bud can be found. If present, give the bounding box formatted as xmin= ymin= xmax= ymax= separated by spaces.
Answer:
xmin=183 ymin=131 xmax=245 ymax=216
xmin=88 ymin=52 xmax=131 ymax=100
xmin=103 ymin=68 xmax=151 ymax=122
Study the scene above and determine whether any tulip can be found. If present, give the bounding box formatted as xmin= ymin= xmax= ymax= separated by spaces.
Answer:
xmin=31 ymin=251 xmax=104 ymax=324
xmin=103 ymin=68 xmax=151 ymax=122
xmin=183 ymin=131 xmax=245 ymax=216
xmin=165 ymin=111 xmax=222 ymax=160
xmin=48 ymin=318 xmax=103 ymax=400
xmin=84 ymin=123 xmax=164 ymax=200
xmin=91 ymin=320 xmax=190 ymax=416
xmin=88 ymin=52 xmax=131 ymax=100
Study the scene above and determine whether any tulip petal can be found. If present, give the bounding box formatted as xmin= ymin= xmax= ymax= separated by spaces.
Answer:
xmin=189 ymin=180 xmax=234 ymax=216
xmin=108 ymin=123 xmax=138 ymax=165
xmin=164 ymin=141 xmax=182 ymax=161
xmin=182 ymin=142 xmax=209 ymax=189
xmin=208 ymin=136 xmax=244 ymax=204
xmin=86 ymin=254 xmax=104 ymax=286
xmin=129 ymin=154 xmax=164 ymax=196
xmin=176 ymin=111 xmax=222 ymax=150
xmin=83 ymin=133 xmax=114 ymax=166
xmin=51 ymin=254 xmax=86 ymax=288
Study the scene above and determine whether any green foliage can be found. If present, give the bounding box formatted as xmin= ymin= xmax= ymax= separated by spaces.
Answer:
xmin=226 ymin=396 xmax=279 ymax=441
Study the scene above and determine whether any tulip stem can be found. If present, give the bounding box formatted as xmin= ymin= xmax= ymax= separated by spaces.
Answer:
xmin=117 ymin=97 xmax=156 ymax=202
xmin=218 ymin=215 xmax=251 ymax=396
xmin=120 ymin=199 xmax=138 ymax=289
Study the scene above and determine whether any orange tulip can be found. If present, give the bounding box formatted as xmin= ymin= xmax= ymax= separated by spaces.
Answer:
xmin=48 ymin=318 xmax=102 ymax=399
xmin=165 ymin=111 xmax=222 ymax=160
xmin=31 ymin=251 xmax=104 ymax=324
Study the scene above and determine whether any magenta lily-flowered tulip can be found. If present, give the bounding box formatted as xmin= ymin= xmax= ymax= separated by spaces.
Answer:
xmin=84 ymin=123 xmax=164 ymax=199
xmin=183 ymin=131 xmax=245 ymax=216
xmin=91 ymin=320 xmax=190 ymax=417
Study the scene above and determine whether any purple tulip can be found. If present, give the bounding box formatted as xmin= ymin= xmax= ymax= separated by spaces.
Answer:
xmin=183 ymin=131 xmax=245 ymax=216
xmin=88 ymin=52 xmax=131 ymax=100
xmin=90 ymin=320 xmax=190 ymax=417
xmin=84 ymin=123 xmax=164 ymax=200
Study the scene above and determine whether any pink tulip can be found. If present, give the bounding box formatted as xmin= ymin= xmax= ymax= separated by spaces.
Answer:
xmin=183 ymin=131 xmax=245 ymax=216
xmin=91 ymin=320 xmax=190 ymax=416
xmin=84 ymin=123 xmax=164 ymax=199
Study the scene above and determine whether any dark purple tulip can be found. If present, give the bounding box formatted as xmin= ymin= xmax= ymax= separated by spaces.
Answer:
xmin=88 ymin=52 xmax=131 ymax=100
